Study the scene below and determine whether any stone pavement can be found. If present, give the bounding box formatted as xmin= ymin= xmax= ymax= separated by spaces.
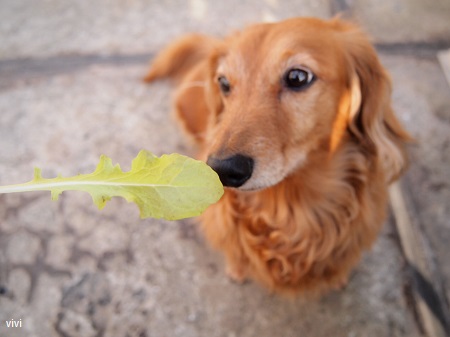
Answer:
xmin=0 ymin=1 xmax=449 ymax=336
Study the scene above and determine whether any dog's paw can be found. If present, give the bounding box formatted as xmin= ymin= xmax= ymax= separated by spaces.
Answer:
xmin=225 ymin=264 xmax=248 ymax=284
xmin=332 ymin=277 xmax=349 ymax=291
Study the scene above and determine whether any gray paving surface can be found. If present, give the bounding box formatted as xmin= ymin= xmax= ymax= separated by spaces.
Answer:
xmin=1 ymin=1 xmax=449 ymax=336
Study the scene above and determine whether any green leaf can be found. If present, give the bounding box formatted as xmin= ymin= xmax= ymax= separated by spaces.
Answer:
xmin=0 ymin=150 xmax=224 ymax=220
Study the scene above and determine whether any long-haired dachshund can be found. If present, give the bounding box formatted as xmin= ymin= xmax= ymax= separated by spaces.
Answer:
xmin=144 ymin=17 xmax=411 ymax=295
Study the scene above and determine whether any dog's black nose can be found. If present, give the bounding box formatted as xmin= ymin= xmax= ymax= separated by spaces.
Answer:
xmin=207 ymin=154 xmax=254 ymax=188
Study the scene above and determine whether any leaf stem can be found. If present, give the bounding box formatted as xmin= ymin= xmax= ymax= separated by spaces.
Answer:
xmin=0 ymin=183 xmax=41 ymax=195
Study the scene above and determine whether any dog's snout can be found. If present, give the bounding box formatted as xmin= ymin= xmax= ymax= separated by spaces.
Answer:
xmin=207 ymin=154 xmax=254 ymax=188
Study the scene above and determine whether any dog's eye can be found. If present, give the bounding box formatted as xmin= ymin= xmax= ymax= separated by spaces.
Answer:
xmin=218 ymin=75 xmax=231 ymax=95
xmin=283 ymin=68 xmax=315 ymax=91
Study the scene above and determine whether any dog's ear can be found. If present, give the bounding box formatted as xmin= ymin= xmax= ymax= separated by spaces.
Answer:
xmin=336 ymin=21 xmax=412 ymax=182
xmin=144 ymin=34 xmax=224 ymax=144
xmin=143 ymin=34 xmax=220 ymax=83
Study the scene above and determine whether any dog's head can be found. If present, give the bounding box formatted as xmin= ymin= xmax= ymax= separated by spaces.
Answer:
xmin=202 ymin=17 xmax=410 ymax=191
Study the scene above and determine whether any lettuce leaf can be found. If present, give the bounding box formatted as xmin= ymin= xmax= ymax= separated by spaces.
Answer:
xmin=0 ymin=150 xmax=224 ymax=220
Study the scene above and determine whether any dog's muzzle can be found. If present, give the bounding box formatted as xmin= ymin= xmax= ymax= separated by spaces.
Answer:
xmin=207 ymin=154 xmax=254 ymax=188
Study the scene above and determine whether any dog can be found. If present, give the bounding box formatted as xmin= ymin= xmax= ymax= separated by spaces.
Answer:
xmin=144 ymin=17 xmax=411 ymax=295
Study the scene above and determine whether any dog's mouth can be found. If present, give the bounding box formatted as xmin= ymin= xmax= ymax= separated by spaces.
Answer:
xmin=206 ymin=153 xmax=290 ymax=192
xmin=206 ymin=146 xmax=309 ymax=191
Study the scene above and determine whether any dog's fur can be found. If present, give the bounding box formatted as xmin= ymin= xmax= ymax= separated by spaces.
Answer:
xmin=144 ymin=17 xmax=411 ymax=295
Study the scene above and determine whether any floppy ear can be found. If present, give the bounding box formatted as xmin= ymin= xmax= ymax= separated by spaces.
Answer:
xmin=143 ymin=34 xmax=220 ymax=83
xmin=144 ymin=34 xmax=223 ymax=145
xmin=337 ymin=22 xmax=412 ymax=182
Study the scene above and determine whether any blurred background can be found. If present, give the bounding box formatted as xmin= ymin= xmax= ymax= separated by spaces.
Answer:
xmin=0 ymin=1 xmax=449 ymax=336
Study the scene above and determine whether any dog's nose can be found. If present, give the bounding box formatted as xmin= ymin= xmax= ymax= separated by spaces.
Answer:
xmin=207 ymin=154 xmax=254 ymax=188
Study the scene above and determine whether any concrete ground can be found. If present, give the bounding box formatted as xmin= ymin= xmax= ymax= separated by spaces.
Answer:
xmin=0 ymin=1 xmax=449 ymax=336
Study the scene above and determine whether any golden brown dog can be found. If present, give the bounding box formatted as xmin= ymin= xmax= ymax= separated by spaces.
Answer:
xmin=144 ymin=17 xmax=411 ymax=295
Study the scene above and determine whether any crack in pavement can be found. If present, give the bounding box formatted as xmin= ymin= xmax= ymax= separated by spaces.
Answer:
xmin=0 ymin=52 xmax=153 ymax=90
